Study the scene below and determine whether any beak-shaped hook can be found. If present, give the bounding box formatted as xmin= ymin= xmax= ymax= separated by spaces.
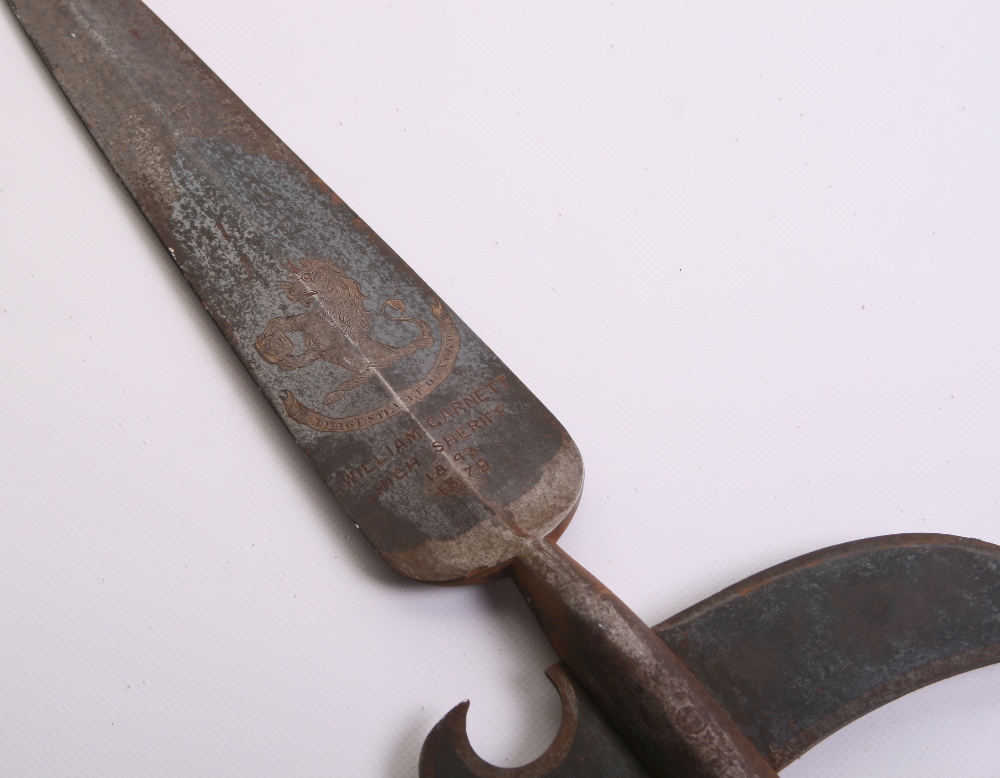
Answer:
xmin=419 ymin=664 xmax=650 ymax=777
xmin=421 ymin=534 xmax=1000 ymax=776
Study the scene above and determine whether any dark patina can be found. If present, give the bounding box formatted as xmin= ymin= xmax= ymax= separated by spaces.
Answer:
xmin=9 ymin=2 xmax=1000 ymax=775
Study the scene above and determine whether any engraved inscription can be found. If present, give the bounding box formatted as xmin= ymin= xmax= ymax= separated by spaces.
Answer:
xmin=339 ymin=427 xmax=422 ymax=489
xmin=424 ymin=446 xmax=492 ymax=498
xmin=334 ymin=374 xmax=512 ymax=502
xmin=371 ymin=457 xmax=422 ymax=497
xmin=431 ymin=405 xmax=505 ymax=452
xmin=426 ymin=375 xmax=509 ymax=428
xmin=426 ymin=374 xmax=509 ymax=452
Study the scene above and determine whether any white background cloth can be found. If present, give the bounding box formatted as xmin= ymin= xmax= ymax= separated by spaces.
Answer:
xmin=2 ymin=2 xmax=999 ymax=775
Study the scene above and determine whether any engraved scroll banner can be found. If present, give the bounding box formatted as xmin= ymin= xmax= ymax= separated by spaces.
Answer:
xmin=281 ymin=302 xmax=460 ymax=433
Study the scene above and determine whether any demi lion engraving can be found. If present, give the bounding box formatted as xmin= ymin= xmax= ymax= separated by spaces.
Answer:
xmin=255 ymin=259 xmax=434 ymax=406
xmin=255 ymin=259 xmax=461 ymax=433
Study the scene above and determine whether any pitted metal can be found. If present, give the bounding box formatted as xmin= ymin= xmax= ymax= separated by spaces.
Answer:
xmin=420 ymin=534 xmax=1000 ymax=775
xmin=11 ymin=2 xmax=1000 ymax=776
xmin=8 ymin=0 xmax=582 ymax=582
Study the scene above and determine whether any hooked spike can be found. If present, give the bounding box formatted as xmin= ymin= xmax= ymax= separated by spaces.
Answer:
xmin=422 ymin=534 xmax=1000 ymax=775
xmin=419 ymin=664 xmax=649 ymax=777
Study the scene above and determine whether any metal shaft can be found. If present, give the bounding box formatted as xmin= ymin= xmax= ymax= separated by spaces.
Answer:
xmin=510 ymin=538 xmax=778 ymax=777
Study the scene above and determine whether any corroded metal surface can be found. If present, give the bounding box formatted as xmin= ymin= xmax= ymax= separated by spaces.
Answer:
xmin=11 ymin=2 xmax=776 ymax=774
xmin=507 ymin=538 xmax=777 ymax=778
xmin=13 ymin=2 xmax=1000 ymax=775
xmin=420 ymin=534 xmax=1000 ymax=775
xmin=7 ymin=0 xmax=582 ymax=583
xmin=11 ymin=2 xmax=777 ymax=773
xmin=656 ymin=533 xmax=1000 ymax=769
xmin=420 ymin=665 xmax=650 ymax=777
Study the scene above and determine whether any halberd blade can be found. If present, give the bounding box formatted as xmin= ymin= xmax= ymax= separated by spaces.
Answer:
xmin=655 ymin=533 xmax=1000 ymax=768
xmin=6 ymin=7 xmax=785 ymax=774
xmin=7 ymin=0 xmax=583 ymax=583
xmin=421 ymin=533 xmax=1000 ymax=775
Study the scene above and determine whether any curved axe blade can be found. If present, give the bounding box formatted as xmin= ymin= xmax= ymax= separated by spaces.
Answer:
xmin=421 ymin=533 xmax=1000 ymax=776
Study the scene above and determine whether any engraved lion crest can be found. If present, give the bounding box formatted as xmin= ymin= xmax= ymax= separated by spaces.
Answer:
xmin=255 ymin=259 xmax=434 ymax=406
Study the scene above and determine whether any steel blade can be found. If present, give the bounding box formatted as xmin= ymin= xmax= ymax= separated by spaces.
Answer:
xmin=422 ymin=534 xmax=1000 ymax=775
xmin=3 ymin=2 xmax=1000 ymax=776
xmin=6 ymin=0 xmax=583 ymax=584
